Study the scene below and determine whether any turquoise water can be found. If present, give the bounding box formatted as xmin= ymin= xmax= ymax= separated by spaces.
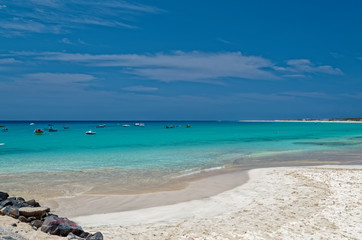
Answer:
xmin=1 ymin=121 xmax=362 ymax=175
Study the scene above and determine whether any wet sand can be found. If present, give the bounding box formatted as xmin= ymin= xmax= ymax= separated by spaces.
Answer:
xmin=48 ymin=169 xmax=249 ymax=218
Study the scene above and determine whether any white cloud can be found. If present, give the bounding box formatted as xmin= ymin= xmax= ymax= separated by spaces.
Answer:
xmin=0 ymin=1 xmax=161 ymax=35
xmin=33 ymin=51 xmax=279 ymax=82
xmin=217 ymin=38 xmax=232 ymax=45
xmin=0 ymin=58 xmax=20 ymax=64
xmin=26 ymin=73 xmax=95 ymax=84
xmin=123 ymin=85 xmax=158 ymax=92
xmin=60 ymin=38 xmax=73 ymax=45
xmin=9 ymin=51 xmax=344 ymax=84
xmin=285 ymin=59 xmax=343 ymax=75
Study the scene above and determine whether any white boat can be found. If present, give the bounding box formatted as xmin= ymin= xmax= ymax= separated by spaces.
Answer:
xmin=30 ymin=123 xmax=35 ymax=126
xmin=139 ymin=123 xmax=145 ymax=127
xmin=123 ymin=124 xmax=130 ymax=127
xmin=86 ymin=130 xmax=96 ymax=135
xmin=96 ymin=124 xmax=106 ymax=128
xmin=134 ymin=123 xmax=140 ymax=126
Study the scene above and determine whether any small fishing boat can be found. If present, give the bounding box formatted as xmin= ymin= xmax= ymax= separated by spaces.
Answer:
xmin=134 ymin=123 xmax=140 ymax=126
xmin=63 ymin=126 xmax=70 ymax=129
xmin=30 ymin=123 xmax=35 ymax=126
xmin=186 ymin=125 xmax=191 ymax=128
xmin=123 ymin=124 xmax=130 ymax=127
xmin=48 ymin=127 xmax=58 ymax=132
xmin=86 ymin=130 xmax=96 ymax=135
xmin=96 ymin=124 xmax=106 ymax=128
xmin=34 ymin=129 xmax=43 ymax=135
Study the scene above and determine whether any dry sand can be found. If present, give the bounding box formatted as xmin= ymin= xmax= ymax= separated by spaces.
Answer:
xmin=75 ymin=165 xmax=362 ymax=239
xmin=1 ymin=165 xmax=361 ymax=239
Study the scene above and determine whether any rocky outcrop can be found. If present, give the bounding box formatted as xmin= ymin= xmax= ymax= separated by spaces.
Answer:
xmin=0 ymin=191 xmax=103 ymax=239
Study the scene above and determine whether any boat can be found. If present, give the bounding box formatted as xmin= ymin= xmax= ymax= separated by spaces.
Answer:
xmin=123 ymin=124 xmax=130 ymax=127
xmin=186 ymin=125 xmax=191 ymax=128
xmin=139 ymin=123 xmax=145 ymax=127
xmin=86 ymin=130 xmax=96 ymax=135
xmin=63 ymin=126 xmax=70 ymax=129
xmin=134 ymin=123 xmax=140 ymax=126
xmin=34 ymin=129 xmax=43 ymax=135
xmin=48 ymin=127 xmax=58 ymax=132
xmin=96 ymin=124 xmax=106 ymax=128
xmin=30 ymin=123 xmax=35 ymax=126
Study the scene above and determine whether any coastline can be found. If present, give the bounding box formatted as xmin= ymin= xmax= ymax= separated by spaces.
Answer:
xmin=74 ymin=165 xmax=362 ymax=239
xmin=1 ymin=164 xmax=361 ymax=239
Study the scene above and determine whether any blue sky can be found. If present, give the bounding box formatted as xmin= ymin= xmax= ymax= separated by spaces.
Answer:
xmin=0 ymin=0 xmax=362 ymax=120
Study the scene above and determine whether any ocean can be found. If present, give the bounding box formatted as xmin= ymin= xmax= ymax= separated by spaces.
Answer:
xmin=1 ymin=121 xmax=362 ymax=198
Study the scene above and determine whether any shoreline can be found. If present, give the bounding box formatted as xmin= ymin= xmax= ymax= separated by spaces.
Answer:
xmin=1 ymin=164 xmax=361 ymax=239
xmin=48 ymin=168 xmax=249 ymax=218
xmin=74 ymin=164 xmax=362 ymax=239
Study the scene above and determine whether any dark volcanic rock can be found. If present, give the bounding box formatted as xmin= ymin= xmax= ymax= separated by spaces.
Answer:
xmin=86 ymin=232 xmax=103 ymax=240
xmin=16 ymin=197 xmax=25 ymax=202
xmin=0 ymin=191 xmax=9 ymax=201
xmin=41 ymin=215 xmax=83 ymax=237
xmin=18 ymin=216 xmax=29 ymax=223
xmin=28 ymin=216 xmax=37 ymax=222
xmin=0 ymin=199 xmax=15 ymax=209
xmin=2 ymin=206 xmax=19 ymax=218
xmin=31 ymin=220 xmax=43 ymax=229
xmin=26 ymin=199 xmax=36 ymax=207
xmin=67 ymin=232 xmax=84 ymax=239
xmin=80 ymin=232 xmax=90 ymax=238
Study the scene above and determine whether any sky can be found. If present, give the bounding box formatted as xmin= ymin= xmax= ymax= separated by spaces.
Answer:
xmin=0 ymin=0 xmax=362 ymax=120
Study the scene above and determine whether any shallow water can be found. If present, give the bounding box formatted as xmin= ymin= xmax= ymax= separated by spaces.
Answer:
xmin=1 ymin=121 xmax=362 ymax=199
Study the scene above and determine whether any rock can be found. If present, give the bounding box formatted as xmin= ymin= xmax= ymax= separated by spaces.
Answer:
xmin=2 ymin=206 xmax=19 ymax=218
xmin=67 ymin=232 xmax=83 ymax=239
xmin=80 ymin=232 xmax=90 ymax=238
xmin=31 ymin=220 xmax=43 ymax=229
xmin=0 ymin=198 xmax=15 ymax=209
xmin=0 ymin=191 xmax=9 ymax=201
xmin=28 ymin=216 xmax=37 ymax=222
xmin=13 ymin=200 xmax=28 ymax=209
xmin=19 ymin=207 xmax=48 ymax=220
xmin=16 ymin=197 xmax=25 ymax=202
xmin=26 ymin=199 xmax=36 ymax=207
xmin=18 ymin=216 xmax=29 ymax=223
xmin=86 ymin=232 xmax=103 ymax=240
xmin=11 ymin=223 xmax=17 ymax=227
xmin=41 ymin=215 xmax=84 ymax=237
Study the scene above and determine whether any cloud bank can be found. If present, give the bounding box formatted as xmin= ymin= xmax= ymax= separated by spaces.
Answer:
xmin=17 ymin=51 xmax=341 ymax=83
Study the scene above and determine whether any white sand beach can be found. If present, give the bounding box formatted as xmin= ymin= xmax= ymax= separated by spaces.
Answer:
xmin=1 ymin=165 xmax=361 ymax=239
xmin=74 ymin=165 xmax=362 ymax=239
